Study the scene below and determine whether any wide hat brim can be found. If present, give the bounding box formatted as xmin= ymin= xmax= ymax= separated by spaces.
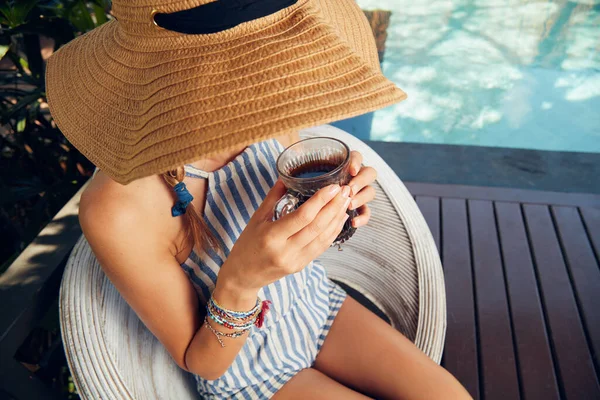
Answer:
xmin=46 ymin=0 xmax=406 ymax=184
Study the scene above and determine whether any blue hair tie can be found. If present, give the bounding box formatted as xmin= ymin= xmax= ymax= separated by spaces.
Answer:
xmin=171 ymin=182 xmax=194 ymax=217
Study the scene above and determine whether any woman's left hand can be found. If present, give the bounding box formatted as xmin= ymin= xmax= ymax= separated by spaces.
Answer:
xmin=347 ymin=151 xmax=377 ymax=228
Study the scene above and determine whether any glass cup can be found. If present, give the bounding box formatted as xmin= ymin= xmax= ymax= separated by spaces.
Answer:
xmin=274 ymin=137 xmax=357 ymax=245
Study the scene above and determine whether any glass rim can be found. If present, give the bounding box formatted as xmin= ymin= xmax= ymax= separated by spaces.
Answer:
xmin=276 ymin=136 xmax=350 ymax=182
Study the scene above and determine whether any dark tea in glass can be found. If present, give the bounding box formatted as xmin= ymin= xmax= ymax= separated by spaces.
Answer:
xmin=274 ymin=137 xmax=357 ymax=245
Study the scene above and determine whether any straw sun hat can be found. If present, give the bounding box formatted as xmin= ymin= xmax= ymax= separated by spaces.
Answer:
xmin=45 ymin=0 xmax=407 ymax=184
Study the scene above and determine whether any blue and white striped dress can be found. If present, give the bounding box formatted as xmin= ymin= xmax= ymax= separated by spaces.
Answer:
xmin=180 ymin=139 xmax=347 ymax=399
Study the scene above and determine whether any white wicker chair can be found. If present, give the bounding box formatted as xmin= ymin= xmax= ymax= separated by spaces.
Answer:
xmin=59 ymin=124 xmax=446 ymax=399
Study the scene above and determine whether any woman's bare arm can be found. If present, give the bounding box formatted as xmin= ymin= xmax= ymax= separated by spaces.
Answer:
xmin=79 ymin=182 xmax=259 ymax=379
xmin=78 ymin=171 xmax=352 ymax=379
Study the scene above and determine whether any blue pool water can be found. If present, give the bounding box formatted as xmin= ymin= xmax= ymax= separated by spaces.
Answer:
xmin=333 ymin=0 xmax=600 ymax=153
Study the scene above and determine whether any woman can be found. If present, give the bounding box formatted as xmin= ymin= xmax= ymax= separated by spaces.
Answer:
xmin=46 ymin=0 xmax=470 ymax=398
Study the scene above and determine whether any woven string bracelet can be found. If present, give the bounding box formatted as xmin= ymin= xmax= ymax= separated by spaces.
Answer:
xmin=207 ymin=312 xmax=256 ymax=331
xmin=208 ymin=295 xmax=272 ymax=328
xmin=209 ymin=296 xmax=261 ymax=318
xmin=207 ymin=300 xmax=261 ymax=324
xmin=203 ymin=316 xmax=247 ymax=348
xmin=204 ymin=294 xmax=273 ymax=347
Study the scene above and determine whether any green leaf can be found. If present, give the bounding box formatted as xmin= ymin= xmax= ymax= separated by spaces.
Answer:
xmin=91 ymin=3 xmax=107 ymax=25
xmin=16 ymin=117 xmax=26 ymax=132
xmin=0 ymin=45 xmax=9 ymax=60
xmin=0 ymin=4 xmax=15 ymax=27
xmin=0 ymin=0 xmax=40 ymax=28
xmin=6 ymin=49 xmax=27 ymax=75
xmin=3 ymin=50 xmax=38 ymax=85
xmin=19 ymin=56 xmax=29 ymax=71
xmin=68 ymin=0 xmax=95 ymax=32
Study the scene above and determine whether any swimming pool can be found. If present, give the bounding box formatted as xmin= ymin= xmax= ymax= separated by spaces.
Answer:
xmin=333 ymin=0 xmax=600 ymax=153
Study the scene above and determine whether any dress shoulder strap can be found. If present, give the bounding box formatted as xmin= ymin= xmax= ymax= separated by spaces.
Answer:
xmin=184 ymin=164 xmax=210 ymax=179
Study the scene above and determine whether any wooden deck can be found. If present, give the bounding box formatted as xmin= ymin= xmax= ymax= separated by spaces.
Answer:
xmin=406 ymin=182 xmax=600 ymax=400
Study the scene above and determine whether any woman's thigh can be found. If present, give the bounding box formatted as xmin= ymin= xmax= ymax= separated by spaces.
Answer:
xmin=314 ymin=296 xmax=470 ymax=400
xmin=273 ymin=368 xmax=370 ymax=400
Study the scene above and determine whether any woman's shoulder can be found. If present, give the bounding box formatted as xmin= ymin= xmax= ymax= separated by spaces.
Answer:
xmin=79 ymin=171 xmax=180 ymax=255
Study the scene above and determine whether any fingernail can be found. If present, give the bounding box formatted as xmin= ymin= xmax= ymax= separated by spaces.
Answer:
xmin=329 ymin=184 xmax=341 ymax=194
xmin=344 ymin=197 xmax=351 ymax=209
xmin=352 ymin=217 xmax=362 ymax=227
xmin=348 ymin=200 xmax=355 ymax=210
xmin=342 ymin=186 xmax=351 ymax=198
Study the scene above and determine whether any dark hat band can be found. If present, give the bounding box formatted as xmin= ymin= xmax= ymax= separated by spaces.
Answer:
xmin=153 ymin=0 xmax=298 ymax=34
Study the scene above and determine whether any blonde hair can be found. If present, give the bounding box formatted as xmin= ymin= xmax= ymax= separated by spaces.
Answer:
xmin=162 ymin=167 xmax=219 ymax=254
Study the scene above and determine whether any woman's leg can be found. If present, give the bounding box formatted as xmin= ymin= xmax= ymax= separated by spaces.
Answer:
xmin=314 ymin=296 xmax=471 ymax=400
xmin=273 ymin=368 xmax=371 ymax=399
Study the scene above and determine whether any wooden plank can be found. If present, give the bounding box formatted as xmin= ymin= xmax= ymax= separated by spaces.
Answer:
xmin=0 ymin=182 xmax=88 ymax=400
xmin=0 ymin=250 xmax=68 ymax=399
xmin=523 ymin=204 xmax=600 ymax=398
xmin=416 ymin=196 xmax=440 ymax=252
xmin=495 ymin=202 xmax=560 ymax=400
xmin=468 ymin=200 xmax=520 ymax=400
xmin=580 ymin=206 xmax=600 ymax=262
xmin=405 ymin=182 xmax=600 ymax=208
xmin=552 ymin=206 xmax=600 ymax=373
xmin=440 ymin=198 xmax=479 ymax=399
xmin=0 ymin=181 xmax=88 ymax=338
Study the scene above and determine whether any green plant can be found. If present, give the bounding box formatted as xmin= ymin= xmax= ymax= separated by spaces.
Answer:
xmin=1 ymin=5 xmax=112 ymax=397
xmin=0 ymin=0 xmax=111 ymax=271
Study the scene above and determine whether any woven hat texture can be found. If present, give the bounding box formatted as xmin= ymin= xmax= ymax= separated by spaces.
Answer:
xmin=46 ymin=0 xmax=407 ymax=184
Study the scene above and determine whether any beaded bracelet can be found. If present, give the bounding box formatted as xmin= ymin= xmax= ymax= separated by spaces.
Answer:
xmin=203 ymin=316 xmax=248 ymax=348
xmin=207 ymin=300 xmax=261 ymax=326
xmin=207 ymin=312 xmax=256 ymax=331
xmin=209 ymin=296 xmax=261 ymax=318
xmin=206 ymin=299 xmax=259 ymax=331
xmin=207 ymin=295 xmax=272 ymax=329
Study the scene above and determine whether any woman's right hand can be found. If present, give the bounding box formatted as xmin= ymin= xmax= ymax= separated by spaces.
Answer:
xmin=214 ymin=180 xmax=351 ymax=305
